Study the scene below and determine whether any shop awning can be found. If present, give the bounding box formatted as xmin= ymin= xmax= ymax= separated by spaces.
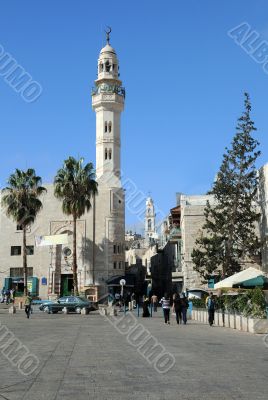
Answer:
xmin=214 ymin=267 xmax=268 ymax=289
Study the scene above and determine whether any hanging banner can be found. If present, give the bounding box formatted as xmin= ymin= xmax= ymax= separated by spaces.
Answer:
xmin=35 ymin=234 xmax=69 ymax=247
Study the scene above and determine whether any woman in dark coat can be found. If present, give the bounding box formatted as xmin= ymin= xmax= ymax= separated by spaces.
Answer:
xmin=181 ymin=293 xmax=189 ymax=325
xmin=142 ymin=297 xmax=150 ymax=317
xmin=172 ymin=294 xmax=182 ymax=324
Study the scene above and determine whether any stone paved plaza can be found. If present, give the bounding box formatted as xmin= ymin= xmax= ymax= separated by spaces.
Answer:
xmin=0 ymin=310 xmax=267 ymax=400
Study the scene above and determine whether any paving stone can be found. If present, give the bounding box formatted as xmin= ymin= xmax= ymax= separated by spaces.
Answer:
xmin=0 ymin=312 xmax=267 ymax=399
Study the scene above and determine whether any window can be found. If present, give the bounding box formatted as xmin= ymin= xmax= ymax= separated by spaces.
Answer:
xmin=109 ymin=149 xmax=112 ymax=160
xmin=113 ymin=245 xmax=117 ymax=254
xmin=104 ymin=122 xmax=108 ymax=133
xmin=105 ymin=148 xmax=108 ymax=160
xmin=11 ymin=246 xmax=21 ymax=256
xmin=113 ymin=262 xmax=117 ymax=269
xmin=118 ymin=262 xmax=121 ymax=269
xmin=105 ymin=61 xmax=111 ymax=72
xmin=117 ymin=245 xmax=120 ymax=254
xmin=10 ymin=267 xmax=33 ymax=277
xmin=63 ymin=247 xmax=72 ymax=258
xmin=16 ymin=225 xmax=23 ymax=231
xmin=26 ymin=246 xmax=34 ymax=255
xmin=99 ymin=63 xmax=103 ymax=72
xmin=148 ymin=219 xmax=152 ymax=231
xmin=108 ymin=121 xmax=112 ymax=133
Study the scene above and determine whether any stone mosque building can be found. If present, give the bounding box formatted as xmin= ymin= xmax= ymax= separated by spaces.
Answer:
xmin=0 ymin=33 xmax=125 ymax=300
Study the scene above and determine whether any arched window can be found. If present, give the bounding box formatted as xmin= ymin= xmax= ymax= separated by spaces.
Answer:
xmin=104 ymin=122 xmax=108 ymax=133
xmin=105 ymin=61 xmax=110 ymax=72
xmin=105 ymin=149 xmax=108 ymax=160
xmin=109 ymin=149 xmax=112 ymax=160
xmin=108 ymin=121 xmax=112 ymax=133
xmin=99 ymin=63 xmax=103 ymax=72
xmin=148 ymin=219 xmax=152 ymax=231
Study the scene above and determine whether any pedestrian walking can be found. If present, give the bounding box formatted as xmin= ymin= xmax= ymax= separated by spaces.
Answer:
xmin=142 ymin=297 xmax=150 ymax=317
xmin=206 ymin=292 xmax=216 ymax=326
xmin=114 ymin=292 xmax=120 ymax=306
xmin=160 ymin=293 xmax=171 ymax=325
xmin=151 ymin=294 xmax=158 ymax=312
xmin=172 ymin=294 xmax=182 ymax=324
xmin=5 ymin=289 xmax=10 ymax=304
xmin=181 ymin=293 xmax=189 ymax=325
xmin=25 ymin=292 xmax=32 ymax=319
xmin=0 ymin=288 xmax=5 ymax=303
xmin=131 ymin=292 xmax=136 ymax=308
xmin=10 ymin=288 xmax=14 ymax=303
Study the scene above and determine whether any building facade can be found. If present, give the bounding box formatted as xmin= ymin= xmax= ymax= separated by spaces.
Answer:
xmin=0 ymin=35 xmax=125 ymax=300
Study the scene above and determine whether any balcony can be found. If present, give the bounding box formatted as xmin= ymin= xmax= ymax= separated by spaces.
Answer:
xmin=169 ymin=226 xmax=181 ymax=242
xmin=91 ymin=84 xmax=125 ymax=98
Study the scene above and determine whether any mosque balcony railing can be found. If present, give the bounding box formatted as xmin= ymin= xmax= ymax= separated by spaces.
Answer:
xmin=91 ymin=85 xmax=126 ymax=98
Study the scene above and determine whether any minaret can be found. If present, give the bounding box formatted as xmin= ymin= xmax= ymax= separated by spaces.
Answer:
xmin=145 ymin=197 xmax=156 ymax=242
xmin=91 ymin=29 xmax=125 ymax=296
xmin=92 ymin=28 xmax=125 ymax=184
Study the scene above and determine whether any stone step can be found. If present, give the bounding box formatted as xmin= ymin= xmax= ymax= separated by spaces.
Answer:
xmin=0 ymin=303 xmax=10 ymax=309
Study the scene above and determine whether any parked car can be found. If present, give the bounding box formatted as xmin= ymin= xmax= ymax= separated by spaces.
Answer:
xmin=39 ymin=296 xmax=95 ymax=314
xmin=57 ymin=296 xmax=95 ymax=313
xmin=39 ymin=300 xmax=63 ymax=314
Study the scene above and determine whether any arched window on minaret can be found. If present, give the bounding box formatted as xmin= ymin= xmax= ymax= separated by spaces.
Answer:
xmin=108 ymin=122 xmax=112 ymax=133
xmin=104 ymin=122 xmax=108 ymax=133
xmin=99 ymin=63 xmax=103 ymax=73
xmin=105 ymin=60 xmax=111 ymax=72
xmin=105 ymin=149 xmax=108 ymax=160
xmin=109 ymin=149 xmax=112 ymax=160
xmin=148 ymin=219 xmax=152 ymax=231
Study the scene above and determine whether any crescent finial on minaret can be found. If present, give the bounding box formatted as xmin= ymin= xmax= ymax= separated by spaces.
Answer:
xmin=105 ymin=26 xmax=112 ymax=45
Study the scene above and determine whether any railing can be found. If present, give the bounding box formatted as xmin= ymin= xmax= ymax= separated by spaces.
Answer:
xmin=92 ymin=84 xmax=126 ymax=98
xmin=169 ymin=227 xmax=181 ymax=236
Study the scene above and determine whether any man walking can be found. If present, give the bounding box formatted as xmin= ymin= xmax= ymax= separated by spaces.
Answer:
xmin=25 ymin=292 xmax=32 ymax=319
xmin=206 ymin=292 xmax=216 ymax=326
xmin=160 ymin=293 xmax=171 ymax=325
xmin=172 ymin=294 xmax=182 ymax=324
xmin=151 ymin=294 xmax=158 ymax=312
xmin=181 ymin=293 xmax=189 ymax=325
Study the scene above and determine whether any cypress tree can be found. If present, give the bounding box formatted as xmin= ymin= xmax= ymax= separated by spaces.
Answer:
xmin=192 ymin=93 xmax=261 ymax=280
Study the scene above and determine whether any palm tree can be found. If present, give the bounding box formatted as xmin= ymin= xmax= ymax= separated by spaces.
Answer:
xmin=1 ymin=169 xmax=47 ymax=295
xmin=54 ymin=157 xmax=98 ymax=295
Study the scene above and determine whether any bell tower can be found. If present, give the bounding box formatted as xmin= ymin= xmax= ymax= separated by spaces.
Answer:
xmin=92 ymin=28 xmax=125 ymax=184
xmin=145 ymin=197 xmax=156 ymax=242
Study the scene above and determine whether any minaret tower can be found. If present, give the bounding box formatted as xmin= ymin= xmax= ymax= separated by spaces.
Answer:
xmin=91 ymin=29 xmax=125 ymax=296
xmin=92 ymin=28 xmax=125 ymax=183
xmin=145 ymin=197 xmax=156 ymax=242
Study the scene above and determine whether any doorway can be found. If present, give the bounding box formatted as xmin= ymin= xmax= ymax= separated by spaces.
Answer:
xmin=61 ymin=274 xmax=73 ymax=296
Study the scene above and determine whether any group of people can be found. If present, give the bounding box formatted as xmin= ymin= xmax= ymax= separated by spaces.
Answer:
xmin=113 ymin=291 xmax=136 ymax=309
xmin=1 ymin=287 xmax=33 ymax=319
xmin=1 ymin=288 xmax=15 ymax=304
xmin=142 ymin=291 xmax=217 ymax=327
xmin=142 ymin=292 xmax=190 ymax=325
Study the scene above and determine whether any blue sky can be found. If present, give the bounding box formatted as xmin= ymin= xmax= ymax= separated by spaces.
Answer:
xmin=1 ymin=0 xmax=268 ymax=232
